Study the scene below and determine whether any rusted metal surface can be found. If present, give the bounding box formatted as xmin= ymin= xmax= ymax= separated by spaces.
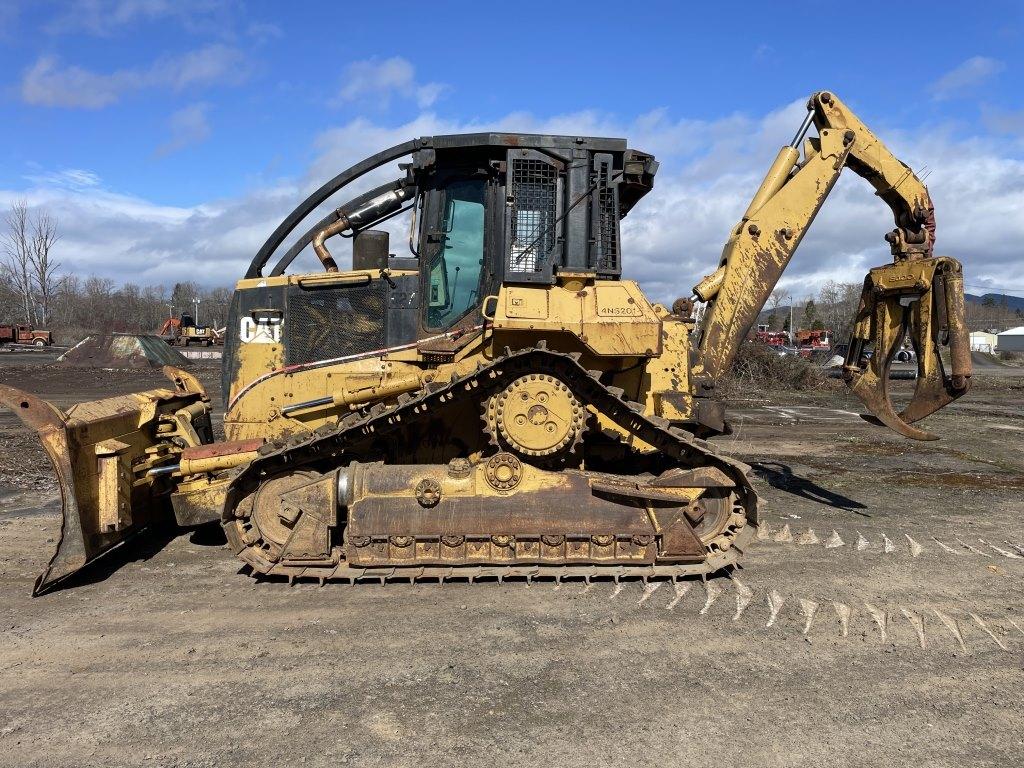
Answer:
xmin=0 ymin=370 xmax=212 ymax=594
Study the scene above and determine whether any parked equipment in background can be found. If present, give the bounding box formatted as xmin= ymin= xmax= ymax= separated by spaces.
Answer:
xmin=158 ymin=315 xmax=224 ymax=347
xmin=0 ymin=323 xmax=54 ymax=347
xmin=754 ymin=324 xmax=789 ymax=347
xmin=2 ymin=91 xmax=972 ymax=594
xmin=794 ymin=329 xmax=831 ymax=350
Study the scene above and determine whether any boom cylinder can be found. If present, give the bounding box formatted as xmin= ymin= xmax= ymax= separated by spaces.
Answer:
xmin=742 ymin=146 xmax=800 ymax=220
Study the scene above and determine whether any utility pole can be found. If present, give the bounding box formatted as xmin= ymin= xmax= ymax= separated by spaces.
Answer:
xmin=193 ymin=298 xmax=201 ymax=327
xmin=787 ymin=293 xmax=794 ymax=345
xmin=167 ymin=303 xmax=174 ymax=319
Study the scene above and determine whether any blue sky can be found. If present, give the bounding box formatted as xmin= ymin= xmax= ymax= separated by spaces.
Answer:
xmin=1 ymin=0 xmax=1022 ymax=300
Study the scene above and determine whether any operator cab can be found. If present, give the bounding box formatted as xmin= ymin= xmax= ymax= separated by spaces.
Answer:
xmin=221 ymin=134 xmax=658 ymax=404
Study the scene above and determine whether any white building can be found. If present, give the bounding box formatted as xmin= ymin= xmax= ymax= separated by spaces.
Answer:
xmin=996 ymin=326 xmax=1024 ymax=354
xmin=970 ymin=331 xmax=997 ymax=353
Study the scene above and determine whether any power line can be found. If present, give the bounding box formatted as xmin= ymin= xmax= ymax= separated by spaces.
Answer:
xmin=963 ymin=283 xmax=1024 ymax=297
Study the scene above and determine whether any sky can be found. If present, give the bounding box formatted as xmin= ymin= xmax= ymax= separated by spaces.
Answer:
xmin=1 ymin=0 xmax=1023 ymax=304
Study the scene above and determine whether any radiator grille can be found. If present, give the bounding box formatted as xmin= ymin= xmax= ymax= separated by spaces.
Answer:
xmin=508 ymin=157 xmax=558 ymax=274
xmin=285 ymin=281 xmax=388 ymax=365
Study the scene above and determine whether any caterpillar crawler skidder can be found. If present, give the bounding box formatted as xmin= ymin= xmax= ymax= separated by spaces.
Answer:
xmin=3 ymin=91 xmax=971 ymax=594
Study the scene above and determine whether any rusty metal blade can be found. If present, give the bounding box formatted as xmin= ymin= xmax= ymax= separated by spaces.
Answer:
xmin=0 ymin=385 xmax=89 ymax=595
xmin=845 ymin=348 xmax=939 ymax=441
xmin=898 ymin=366 xmax=967 ymax=424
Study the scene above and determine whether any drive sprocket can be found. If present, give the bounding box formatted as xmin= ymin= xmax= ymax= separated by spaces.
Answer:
xmin=484 ymin=374 xmax=585 ymax=458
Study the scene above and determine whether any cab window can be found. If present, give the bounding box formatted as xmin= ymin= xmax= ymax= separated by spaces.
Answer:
xmin=425 ymin=179 xmax=485 ymax=329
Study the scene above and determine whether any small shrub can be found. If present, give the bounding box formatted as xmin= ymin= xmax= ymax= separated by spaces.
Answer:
xmin=726 ymin=342 xmax=826 ymax=391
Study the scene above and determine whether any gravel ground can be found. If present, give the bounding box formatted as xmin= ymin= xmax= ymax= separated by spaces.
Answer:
xmin=1 ymin=358 xmax=1021 ymax=768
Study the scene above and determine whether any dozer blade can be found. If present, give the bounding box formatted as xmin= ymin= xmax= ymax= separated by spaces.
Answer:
xmin=0 ymin=367 xmax=212 ymax=595
xmin=843 ymin=257 xmax=971 ymax=440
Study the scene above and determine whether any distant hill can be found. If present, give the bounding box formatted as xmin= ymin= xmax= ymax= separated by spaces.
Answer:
xmin=752 ymin=293 xmax=1023 ymax=328
xmin=965 ymin=293 xmax=1024 ymax=311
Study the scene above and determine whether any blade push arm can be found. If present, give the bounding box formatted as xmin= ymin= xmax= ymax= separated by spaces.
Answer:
xmin=691 ymin=90 xmax=969 ymax=438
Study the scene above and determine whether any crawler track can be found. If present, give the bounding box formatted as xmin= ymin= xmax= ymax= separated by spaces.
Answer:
xmin=221 ymin=345 xmax=759 ymax=584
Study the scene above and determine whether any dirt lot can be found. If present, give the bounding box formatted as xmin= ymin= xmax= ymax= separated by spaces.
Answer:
xmin=1 ymin=354 xmax=1022 ymax=768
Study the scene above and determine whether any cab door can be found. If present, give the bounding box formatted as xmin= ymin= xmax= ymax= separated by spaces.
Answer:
xmin=419 ymin=173 xmax=500 ymax=335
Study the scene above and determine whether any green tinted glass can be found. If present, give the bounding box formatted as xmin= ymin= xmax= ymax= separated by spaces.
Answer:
xmin=427 ymin=179 xmax=485 ymax=328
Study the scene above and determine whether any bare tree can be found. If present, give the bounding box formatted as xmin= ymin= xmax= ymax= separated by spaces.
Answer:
xmin=766 ymin=289 xmax=787 ymax=330
xmin=1 ymin=200 xmax=61 ymax=326
xmin=29 ymin=210 xmax=60 ymax=325
xmin=817 ymin=280 xmax=862 ymax=340
xmin=1 ymin=200 xmax=35 ymax=323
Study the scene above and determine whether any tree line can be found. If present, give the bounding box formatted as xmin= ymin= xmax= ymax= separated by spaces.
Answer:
xmin=1 ymin=201 xmax=232 ymax=340
xmin=761 ymin=280 xmax=863 ymax=341
xmin=5 ymin=200 xmax=1019 ymax=345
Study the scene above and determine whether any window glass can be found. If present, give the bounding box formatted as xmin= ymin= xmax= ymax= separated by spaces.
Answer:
xmin=426 ymin=179 xmax=485 ymax=328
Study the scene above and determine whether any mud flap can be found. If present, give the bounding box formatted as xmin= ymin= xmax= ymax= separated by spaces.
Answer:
xmin=0 ymin=367 xmax=211 ymax=595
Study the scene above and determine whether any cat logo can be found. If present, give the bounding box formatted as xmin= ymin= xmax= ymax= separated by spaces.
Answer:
xmin=239 ymin=316 xmax=283 ymax=344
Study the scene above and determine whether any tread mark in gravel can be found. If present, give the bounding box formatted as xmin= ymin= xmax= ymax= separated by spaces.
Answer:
xmin=796 ymin=528 xmax=819 ymax=545
xmin=799 ymin=599 xmax=818 ymax=635
xmin=766 ymin=590 xmax=786 ymax=628
xmin=905 ymin=534 xmax=923 ymax=557
xmin=933 ymin=609 xmax=968 ymax=653
xmin=700 ymin=581 xmax=723 ymax=615
xmin=637 ymin=581 xmax=661 ymax=607
xmin=732 ymin=580 xmax=754 ymax=620
xmin=833 ymin=602 xmax=851 ymax=638
xmin=825 ymin=530 xmax=845 ymax=549
xmin=969 ymin=613 xmax=1009 ymax=652
xmin=865 ymin=603 xmax=888 ymax=643
xmin=665 ymin=581 xmax=691 ymax=610
xmin=901 ymin=608 xmax=926 ymax=648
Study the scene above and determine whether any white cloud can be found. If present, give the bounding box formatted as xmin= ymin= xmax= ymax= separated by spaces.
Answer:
xmin=246 ymin=20 xmax=283 ymax=43
xmin=929 ymin=56 xmax=1004 ymax=100
xmin=155 ymin=103 xmax=212 ymax=157
xmin=3 ymin=101 xmax=1023 ymax=305
xmin=23 ymin=168 xmax=103 ymax=190
xmin=20 ymin=44 xmax=248 ymax=109
xmin=45 ymin=0 xmax=237 ymax=36
xmin=333 ymin=57 xmax=450 ymax=109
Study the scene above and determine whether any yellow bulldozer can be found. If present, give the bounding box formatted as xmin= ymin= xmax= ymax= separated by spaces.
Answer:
xmin=1 ymin=91 xmax=971 ymax=594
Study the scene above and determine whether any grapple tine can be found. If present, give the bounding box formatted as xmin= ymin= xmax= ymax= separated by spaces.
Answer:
xmin=844 ymin=292 xmax=938 ymax=441
xmin=899 ymin=260 xmax=971 ymax=423
xmin=842 ymin=257 xmax=973 ymax=441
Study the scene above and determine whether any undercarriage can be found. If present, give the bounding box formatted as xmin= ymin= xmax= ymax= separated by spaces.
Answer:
xmin=222 ymin=345 xmax=757 ymax=584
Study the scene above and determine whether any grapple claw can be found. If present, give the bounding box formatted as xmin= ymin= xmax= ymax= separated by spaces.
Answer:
xmin=845 ymin=367 xmax=938 ymax=441
xmin=842 ymin=256 xmax=970 ymax=441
